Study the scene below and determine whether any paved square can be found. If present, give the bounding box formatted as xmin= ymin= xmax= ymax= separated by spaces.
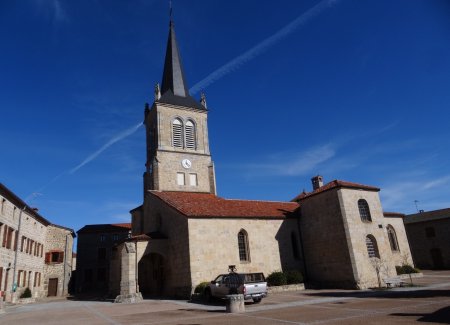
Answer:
xmin=1 ymin=270 xmax=449 ymax=324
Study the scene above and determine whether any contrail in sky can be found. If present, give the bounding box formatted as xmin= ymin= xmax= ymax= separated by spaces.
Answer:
xmin=69 ymin=122 xmax=143 ymax=174
xmin=189 ymin=0 xmax=340 ymax=94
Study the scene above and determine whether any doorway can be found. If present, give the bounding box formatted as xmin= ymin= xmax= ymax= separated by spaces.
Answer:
xmin=48 ymin=278 xmax=58 ymax=296
xmin=138 ymin=253 xmax=164 ymax=297
xmin=430 ymin=248 xmax=444 ymax=269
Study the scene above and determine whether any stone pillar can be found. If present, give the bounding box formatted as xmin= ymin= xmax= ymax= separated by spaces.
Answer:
xmin=114 ymin=242 xmax=143 ymax=303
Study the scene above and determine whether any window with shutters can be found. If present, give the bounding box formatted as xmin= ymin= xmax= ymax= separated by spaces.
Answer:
xmin=185 ymin=120 xmax=196 ymax=149
xmin=366 ymin=235 xmax=379 ymax=258
xmin=238 ymin=230 xmax=250 ymax=262
xmin=358 ymin=199 xmax=372 ymax=222
xmin=45 ymin=250 xmax=64 ymax=264
xmin=172 ymin=118 xmax=183 ymax=148
xmin=387 ymin=225 xmax=400 ymax=252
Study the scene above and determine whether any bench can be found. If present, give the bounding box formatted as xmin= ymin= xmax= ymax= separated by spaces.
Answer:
xmin=384 ymin=276 xmax=406 ymax=287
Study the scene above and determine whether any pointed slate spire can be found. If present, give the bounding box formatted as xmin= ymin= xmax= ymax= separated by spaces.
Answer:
xmin=157 ymin=20 xmax=206 ymax=110
xmin=161 ymin=20 xmax=189 ymax=97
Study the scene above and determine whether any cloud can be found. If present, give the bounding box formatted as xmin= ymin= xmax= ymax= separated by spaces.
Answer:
xmin=244 ymin=144 xmax=336 ymax=177
xmin=69 ymin=122 xmax=142 ymax=174
xmin=189 ymin=0 xmax=340 ymax=94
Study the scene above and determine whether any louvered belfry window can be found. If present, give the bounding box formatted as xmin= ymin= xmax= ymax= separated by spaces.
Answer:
xmin=172 ymin=119 xmax=183 ymax=148
xmin=185 ymin=120 xmax=196 ymax=149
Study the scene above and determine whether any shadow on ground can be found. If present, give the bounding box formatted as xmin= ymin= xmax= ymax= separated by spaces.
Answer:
xmin=304 ymin=288 xmax=450 ymax=300
xmin=391 ymin=306 xmax=450 ymax=324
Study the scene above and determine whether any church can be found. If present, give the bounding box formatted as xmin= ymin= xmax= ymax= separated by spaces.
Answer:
xmin=109 ymin=19 xmax=414 ymax=301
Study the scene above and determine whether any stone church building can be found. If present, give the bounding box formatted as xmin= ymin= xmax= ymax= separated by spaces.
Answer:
xmin=109 ymin=20 xmax=413 ymax=300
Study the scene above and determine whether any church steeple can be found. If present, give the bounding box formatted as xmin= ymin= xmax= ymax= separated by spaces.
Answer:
xmin=157 ymin=20 xmax=205 ymax=110
xmin=161 ymin=20 xmax=189 ymax=97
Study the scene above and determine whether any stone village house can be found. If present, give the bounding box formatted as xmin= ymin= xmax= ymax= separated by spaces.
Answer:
xmin=107 ymin=20 xmax=414 ymax=301
xmin=0 ymin=183 xmax=75 ymax=302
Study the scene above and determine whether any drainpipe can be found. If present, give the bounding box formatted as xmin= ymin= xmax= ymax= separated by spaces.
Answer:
xmin=11 ymin=206 xmax=26 ymax=297
xmin=62 ymin=233 xmax=69 ymax=296
xmin=135 ymin=240 xmax=138 ymax=294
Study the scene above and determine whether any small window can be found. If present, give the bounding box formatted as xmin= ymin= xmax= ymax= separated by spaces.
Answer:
xmin=98 ymin=247 xmax=107 ymax=260
xmin=238 ymin=230 xmax=250 ymax=262
xmin=189 ymin=173 xmax=198 ymax=186
xmin=97 ymin=268 xmax=107 ymax=282
xmin=177 ymin=172 xmax=185 ymax=186
xmin=100 ymin=234 xmax=106 ymax=242
xmin=84 ymin=269 xmax=93 ymax=283
xmin=172 ymin=118 xmax=183 ymax=148
xmin=366 ymin=235 xmax=380 ymax=258
xmin=425 ymin=227 xmax=435 ymax=238
xmin=0 ymin=198 xmax=5 ymax=214
xmin=387 ymin=225 xmax=400 ymax=252
xmin=185 ymin=120 xmax=196 ymax=149
xmin=358 ymin=199 xmax=372 ymax=222
xmin=291 ymin=232 xmax=300 ymax=260
xmin=112 ymin=234 xmax=119 ymax=241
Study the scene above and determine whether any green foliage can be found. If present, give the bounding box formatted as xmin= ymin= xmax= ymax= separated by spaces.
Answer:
xmin=20 ymin=287 xmax=32 ymax=298
xmin=267 ymin=271 xmax=287 ymax=286
xmin=285 ymin=270 xmax=303 ymax=284
xmin=396 ymin=265 xmax=420 ymax=275
xmin=194 ymin=281 xmax=210 ymax=294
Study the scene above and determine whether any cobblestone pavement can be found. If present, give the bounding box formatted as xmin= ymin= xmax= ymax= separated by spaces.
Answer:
xmin=1 ymin=270 xmax=449 ymax=324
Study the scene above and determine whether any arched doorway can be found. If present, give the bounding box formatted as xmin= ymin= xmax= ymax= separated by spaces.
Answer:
xmin=138 ymin=253 xmax=164 ymax=297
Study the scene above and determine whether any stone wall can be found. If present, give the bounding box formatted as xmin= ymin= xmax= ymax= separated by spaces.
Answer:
xmin=0 ymin=198 xmax=48 ymax=301
xmin=299 ymin=189 xmax=356 ymax=288
xmin=405 ymin=217 xmax=450 ymax=269
xmin=188 ymin=217 xmax=303 ymax=293
xmin=141 ymin=193 xmax=191 ymax=297
xmin=43 ymin=225 xmax=74 ymax=297
xmin=338 ymin=188 xmax=412 ymax=288
xmin=145 ymin=102 xmax=215 ymax=193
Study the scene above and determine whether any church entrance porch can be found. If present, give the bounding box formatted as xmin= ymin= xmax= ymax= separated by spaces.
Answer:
xmin=138 ymin=253 xmax=165 ymax=297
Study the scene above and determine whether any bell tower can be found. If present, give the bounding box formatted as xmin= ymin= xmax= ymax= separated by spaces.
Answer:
xmin=143 ymin=20 xmax=216 ymax=195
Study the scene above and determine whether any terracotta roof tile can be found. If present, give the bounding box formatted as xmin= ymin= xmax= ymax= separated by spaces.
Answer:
xmin=292 ymin=180 xmax=380 ymax=202
xmin=112 ymin=223 xmax=132 ymax=229
xmin=383 ymin=212 xmax=405 ymax=218
xmin=150 ymin=191 xmax=298 ymax=218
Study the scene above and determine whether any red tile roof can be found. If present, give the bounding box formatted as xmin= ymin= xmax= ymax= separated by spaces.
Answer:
xmin=292 ymin=180 xmax=380 ymax=202
xmin=112 ymin=223 xmax=132 ymax=229
xmin=150 ymin=191 xmax=298 ymax=218
xmin=383 ymin=212 xmax=405 ymax=218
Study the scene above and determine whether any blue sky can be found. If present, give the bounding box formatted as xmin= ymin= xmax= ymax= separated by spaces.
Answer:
xmin=1 ymin=0 xmax=450 ymax=238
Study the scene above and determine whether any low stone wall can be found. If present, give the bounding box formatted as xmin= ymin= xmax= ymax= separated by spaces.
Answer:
xmin=268 ymin=283 xmax=305 ymax=293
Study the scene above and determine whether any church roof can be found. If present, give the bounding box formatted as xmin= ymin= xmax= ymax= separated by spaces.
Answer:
xmin=150 ymin=191 xmax=299 ymax=218
xmin=404 ymin=207 xmax=450 ymax=224
xmin=158 ymin=21 xmax=205 ymax=110
xmin=291 ymin=180 xmax=380 ymax=202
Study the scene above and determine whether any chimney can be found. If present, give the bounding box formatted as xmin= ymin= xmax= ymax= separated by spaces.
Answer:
xmin=311 ymin=175 xmax=323 ymax=191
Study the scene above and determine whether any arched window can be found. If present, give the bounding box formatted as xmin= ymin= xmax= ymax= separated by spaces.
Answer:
xmin=387 ymin=225 xmax=400 ymax=252
xmin=238 ymin=230 xmax=250 ymax=262
xmin=366 ymin=235 xmax=380 ymax=258
xmin=185 ymin=120 xmax=196 ymax=149
xmin=172 ymin=118 xmax=183 ymax=148
xmin=358 ymin=199 xmax=372 ymax=222
xmin=291 ymin=232 xmax=300 ymax=260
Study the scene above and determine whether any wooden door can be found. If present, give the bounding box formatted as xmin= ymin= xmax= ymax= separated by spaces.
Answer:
xmin=48 ymin=278 xmax=58 ymax=296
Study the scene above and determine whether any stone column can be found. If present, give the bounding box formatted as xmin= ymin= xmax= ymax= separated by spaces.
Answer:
xmin=114 ymin=242 xmax=143 ymax=303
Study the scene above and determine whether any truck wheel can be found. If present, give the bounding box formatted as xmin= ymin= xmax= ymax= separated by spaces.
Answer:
xmin=204 ymin=289 xmax=212 ymax=303
xmin=253 ymin=297 xmax=262 ymax=303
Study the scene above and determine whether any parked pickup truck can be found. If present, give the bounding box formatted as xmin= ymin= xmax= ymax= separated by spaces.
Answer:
xmin=205 ymin=272 xmax=267 ymax=303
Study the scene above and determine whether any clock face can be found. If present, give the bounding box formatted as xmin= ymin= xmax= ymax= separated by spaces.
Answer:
xmin=182 ymin=159 xmax=192 ymax=169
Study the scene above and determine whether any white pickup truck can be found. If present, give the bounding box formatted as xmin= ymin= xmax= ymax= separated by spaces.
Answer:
xmin=204 ymin=272 xmax=268 ymax=303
